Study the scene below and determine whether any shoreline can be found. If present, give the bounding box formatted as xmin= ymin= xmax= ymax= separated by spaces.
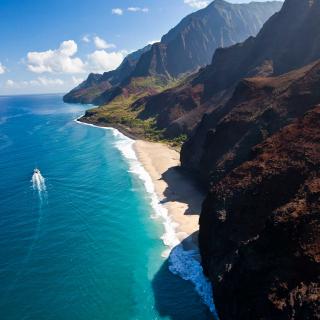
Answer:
xmin=133 ymin=140 xmax=204 ymax=249
xmin=78 ymin=116 xmax=143 ymax=141
xmin=75 ymin=116 xmax=216 ymax=315
xmin=133 ymin=140 xmax=216 ymax=316
xmin=78 ymin=117 xmax=204 ymax=247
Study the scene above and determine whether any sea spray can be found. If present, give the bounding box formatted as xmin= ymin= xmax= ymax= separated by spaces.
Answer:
xmin=75 ymin=119 xmax=216 ymax=315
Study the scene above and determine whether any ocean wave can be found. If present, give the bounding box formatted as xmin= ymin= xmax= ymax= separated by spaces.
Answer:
xmin=74 ymin=118 xmax=216 ymax=315
xmin=169 ymin=246 xmax=217 ymax=316
xmin=110 ymin=129 xmax=180 ymax=251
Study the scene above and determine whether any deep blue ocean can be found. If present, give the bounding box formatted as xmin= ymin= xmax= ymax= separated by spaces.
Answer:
xmin=0 ymin=94 xmax=211 ymax=320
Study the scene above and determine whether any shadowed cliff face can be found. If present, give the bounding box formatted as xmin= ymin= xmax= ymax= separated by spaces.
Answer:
xmin=197 ymin=0 xmax=320 ymax=97
xmin=199 ymin=107 xmax=320 ymax=319
xmin=181 ymin=60 xmax=320 ymax=183
xmin=180 ymin=3 xmax=320 ymax=318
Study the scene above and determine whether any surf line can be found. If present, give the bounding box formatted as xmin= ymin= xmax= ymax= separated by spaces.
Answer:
xmin=74 ymin=117 xmax=217 ymax=315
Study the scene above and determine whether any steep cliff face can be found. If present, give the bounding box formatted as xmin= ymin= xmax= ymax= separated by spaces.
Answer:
xmin=180 ymin=0 xmax=320 ymax=178
xmin=131 ymin=0 xmax=320 ymax=141
xmin=181 ymin=60 xmax=320 ymax=183
xmin=64 ymin=0 xmax=282 ymax=105
xmin=196 ymin=0 xmax=320 ymax=97
xmin=199 ymin=106 xmax=320 ymax=319
xmin=132 ymin=0 xmax=283 ymax=78
xmin=134 ymin=78 xmax=231 ymax=138
xmin=181 ymin=1 xmax=320 ymax=318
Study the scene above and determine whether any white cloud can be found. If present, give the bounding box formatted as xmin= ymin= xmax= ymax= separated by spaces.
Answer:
xmin=127 ymin=7 xmax=149 ymax=13
xmin=112 ymin=8 xmax=123 ymax=15
xmin=24 ymin=39 xmax=130 ymax=77
xmin=87 ymin=50 xmax=125 ymax=73
xmin=27 ymin=40 xmax=85 ymax=74
xmin=184 ymin=0 xmax=209 ymax=9
xmin=0 ymin=62 xmax=7 ymax=74
xmin=93 ymin=36 xmax=116 ymax=50
xmin=82 ymin=35 xmax=90 ymax=43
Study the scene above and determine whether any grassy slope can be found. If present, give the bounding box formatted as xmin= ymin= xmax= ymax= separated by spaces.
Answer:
xmin=82 ymin=76 xmax=188 ymax=148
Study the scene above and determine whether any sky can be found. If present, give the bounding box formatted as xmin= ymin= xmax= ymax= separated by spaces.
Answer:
xmin=0 ymin=0 xmax=278 ymax=95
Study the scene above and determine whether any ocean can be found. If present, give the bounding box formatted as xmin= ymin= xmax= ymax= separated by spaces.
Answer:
xmin=0 ymin=94 xmax=213 ymax=320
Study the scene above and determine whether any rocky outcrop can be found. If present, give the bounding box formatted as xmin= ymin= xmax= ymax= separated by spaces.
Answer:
xmin=199 ymin=106 xmax=320 ymax=319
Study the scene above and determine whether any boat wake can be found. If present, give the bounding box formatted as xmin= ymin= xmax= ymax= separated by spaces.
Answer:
xmin=27 ymin=169 xmax=47 ymax=258
xmin=32 ymin=169 xmax=46 ymax=193
xmin=7 ymin=169 xmax=48 ymax=293
xmin=30 ymin=168 xmax=47 ymax=233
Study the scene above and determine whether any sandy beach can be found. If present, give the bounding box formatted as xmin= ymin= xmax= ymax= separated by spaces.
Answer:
xmin=133 ymin=140 xmax=205 ymax=249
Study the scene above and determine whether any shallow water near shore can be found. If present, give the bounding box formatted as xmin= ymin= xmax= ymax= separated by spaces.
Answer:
xmin=0 ymin=94 xmax=212 ymax=320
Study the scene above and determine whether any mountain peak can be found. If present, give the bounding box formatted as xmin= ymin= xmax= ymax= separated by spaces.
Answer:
xmin=134 ymin=0 xmax=282 ymax=78
xmin=64 ymin=1 xmax=282 ymax=105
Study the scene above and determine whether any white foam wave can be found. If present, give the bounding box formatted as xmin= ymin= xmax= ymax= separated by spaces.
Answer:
xmin=32 ymin=170 xmax=46 ymax=192
xmin=74 ymin=118 xmax=216 ymax=315
xmin=169 ymin=246 xmax=217 ymax=316
xmin=110 ymin=129 xmax=181 ymax=251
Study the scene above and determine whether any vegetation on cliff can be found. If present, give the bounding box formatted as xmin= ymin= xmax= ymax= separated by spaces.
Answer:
xmin=81 ymin=76 xmax=188 ymax=147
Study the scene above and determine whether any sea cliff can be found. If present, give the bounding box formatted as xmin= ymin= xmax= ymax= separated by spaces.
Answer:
xmin=69 ymin=0 xmax=320 ymax=318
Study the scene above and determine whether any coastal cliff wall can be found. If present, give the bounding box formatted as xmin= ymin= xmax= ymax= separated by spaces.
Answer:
xmin=180 ymin=0 xmax=320 ymax=181
xmin=66 ymin=0 xmax=320 ymax=318
xmin=189 ymin=0 xmax=320 ymax=318
xmin=199 ymin=106 xmax=320 ymax=319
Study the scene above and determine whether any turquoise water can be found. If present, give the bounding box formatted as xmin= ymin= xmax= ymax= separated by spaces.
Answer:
xmin=0 ymin=94 xmax=211 ymax=320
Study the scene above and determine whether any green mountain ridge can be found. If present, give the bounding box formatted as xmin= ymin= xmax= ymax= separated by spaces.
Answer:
xmin=73 ymin=0 xmax=282 ymax=143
